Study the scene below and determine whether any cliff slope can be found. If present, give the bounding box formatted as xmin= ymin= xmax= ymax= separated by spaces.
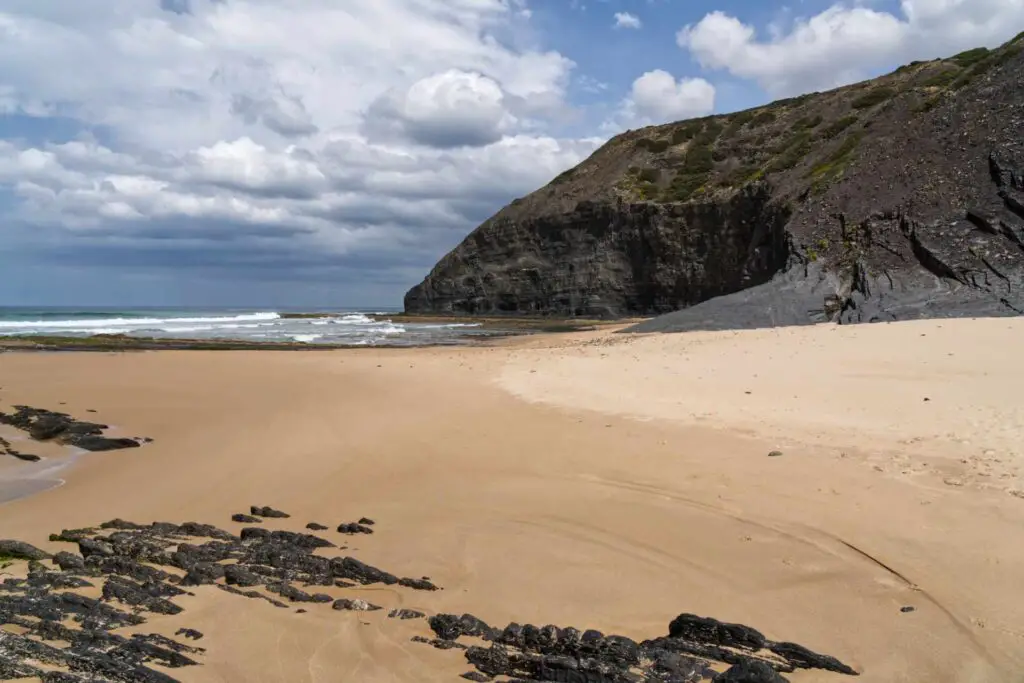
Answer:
xmin=404 ymin=37 xmax=1024 ymax=328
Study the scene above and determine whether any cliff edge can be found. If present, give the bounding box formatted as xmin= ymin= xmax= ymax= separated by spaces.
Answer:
xmin=404 ymin=37 xmax=1024 ymax=329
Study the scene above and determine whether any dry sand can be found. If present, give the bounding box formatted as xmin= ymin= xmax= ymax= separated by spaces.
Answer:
xmin=1 ymin=317 xmax=1023 ymax=683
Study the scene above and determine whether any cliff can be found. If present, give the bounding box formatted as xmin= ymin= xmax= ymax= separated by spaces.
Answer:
xmin=404 ymin=36 xmax=1024 ymax=329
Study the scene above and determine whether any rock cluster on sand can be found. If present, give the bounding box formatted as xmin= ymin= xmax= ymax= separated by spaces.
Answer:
xmin=0 ymin=405 xmax=150 ymax=452
xmin=418 ymin=612 xmax=857 ymax=682
xmin=0 ymin=510 xmax=857 ymax=682
xmin=0 ymin=511 xmax=438 ymax=682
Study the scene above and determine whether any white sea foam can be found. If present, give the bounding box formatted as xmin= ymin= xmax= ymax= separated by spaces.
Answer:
xmin=0 ymin=311 xmax=281 ymax=333
xmin=289 ymin=334 xmax=323 ymax=343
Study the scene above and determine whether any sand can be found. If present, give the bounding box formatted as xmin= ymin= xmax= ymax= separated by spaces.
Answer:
xmin=1 ymin=317 xmax=1023 ymax=682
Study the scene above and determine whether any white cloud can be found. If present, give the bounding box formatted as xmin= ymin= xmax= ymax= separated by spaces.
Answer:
xmin=614 ymin=12 xmax=642 ymax=29
xmin=0 ymin=0 xmax=600 ymax=288
xmin=678 ymin=0 xmax=1024 ymax=95
xmin=618 ymin=70 xmax=716 ymax=125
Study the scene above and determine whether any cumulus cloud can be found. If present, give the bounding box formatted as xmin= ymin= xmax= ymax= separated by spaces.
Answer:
xmin=614 ymin=12 xmax=642 ymax=29
xmin=0 ymin=0 xmax=599 ymax=301
xmin=678 ymin=0 xmax=1024 ymax=95
xmin=364 ymin=70 xmax=517 ymax=149
xmin=618 ymin=70 xmax=716 ymax=125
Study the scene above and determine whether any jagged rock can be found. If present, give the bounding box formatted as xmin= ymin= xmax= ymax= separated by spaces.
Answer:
xmin=232 ymin=513 xmax=262 ymax=523
xmin=332 ymin=598 xmax=382 ymax=612
xmin=0 ymin=540 xmax=51 ymax=561
xmin=176 ymin=628 xmax=204 ymax=640
xmin=330 ymin=556 xmax=398 ymax=585
xmin=250 ymin=506 xmax=290 ymax=518
xmin=337 ymin=523 xmax=374 ymax=535
xmin=267 ymin=582 xmax=332 ymax=603
xmin=223 ymin=565 xmax=262 ymax=587
xmin=430 ymin=613 xmax=498 ymax=641
xmin=668 ymin=613 xmax=767 ymax=650
xmin=358 ymin=517 xmax=376 ymax=526
xmin=52 ymin=551 xmax=87 ymax=572
xmin=73 ymin=435 xmax=142 ymax=451
xmin=306 ymin=522 xmax=329 ymax=531
xmin=78 ymin=538 xmax=115 ymax=558
xmin=406 ymin=37 xmax=1024 ymax=329
xmin=5 ymin=449 xmax=41 ymax=462
xmin=102 ymin=576 xmax=182 ymax=615
xmin=713 ymin=660 xmax=789 ymax=683
xmin=0 ymin=405 xmax=147 ymax=451
xmin=180 ymin=562 xmax=226 ymax=586
xmin=460 ymin=672 xmax=492 ymax=682
xmin=388 ymin=608 xmax=425 ymax=620
xmin=399 ymin=576 xmax=440 ymax=591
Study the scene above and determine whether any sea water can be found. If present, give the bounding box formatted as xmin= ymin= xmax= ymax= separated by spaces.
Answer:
xmin=0 ymin=307 xmax=490 ymax=347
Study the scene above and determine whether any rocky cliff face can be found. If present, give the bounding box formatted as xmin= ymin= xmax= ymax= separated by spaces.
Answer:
xmin=405 ymin=37 xmax=1024 ymax=327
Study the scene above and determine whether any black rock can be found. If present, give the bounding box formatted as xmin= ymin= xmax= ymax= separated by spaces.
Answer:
xmin=0 ymin=540 xmax=51 ymax=561
xmin=900 ymin=605 xmax=915 ymax=613
xmin=399 ymin=576 xmax=440 ymax=591
xmin=388 ymin=608 xmax=426 ymax=620
xmin=337 ymin=523 xmax=374 ymax=535
xmin=713 ymin=660 xmax=789 ymax=682
xmin=102 ymin=576 xmax=183 ymax=615
xmin=72 ymin=435 xmax=142 ymax=452
xmin=232 ymin=514 xmax=262 ymax=524
xmin=332 ymin=598 xmax=382 ymax=612
xmin=330 ymin=556 xmax=398 ymax=585
xmin=358 ymin=517 xmax=376 ymax=526
xmin=306 ymin=522 xmax=329 ymax=531
xmin=250 ymin=506 xmax=290 ymax=518
xmin=460 ymin=672 xmax=492 ymax=682
xmin=223 ymin=565 xmax=262 ymax=587
xmin=77 ymin=538 xmax=115 ymax=558
xmin=430 ymin=613 xmax=498 ymax=641
xmin=5 ymin=449 xmax=41 ymax=462
xmin=52 ymin=551 xmax=87 ymax=572
xmin=767 ymin=641 xmax=857 ymax=675
xmin=668 ymin=613 xmax=767 ymax=650
xmin=179 ymin=562 xmax=225 ymax=586
xmin=175 ymin=628 xmax=204 ymax=640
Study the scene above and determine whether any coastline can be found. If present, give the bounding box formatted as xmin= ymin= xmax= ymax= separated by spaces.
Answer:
xmin=1 ymin=318 xmax=1023 ymax=682
xmin=0 ymin=316 xmax=629 ymax=352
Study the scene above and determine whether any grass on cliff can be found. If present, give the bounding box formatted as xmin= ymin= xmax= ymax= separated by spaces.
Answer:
xmin=663 ymin=172 xmax=708 ymax=202
xmin=808 ymin=132 xmax=864 ymax=191
xmin=765 ymin=132 xmax=813 ymax=173
xmin=821 ymin=115 xmax=858 ymax=139
xmin=850 ymin=86 xmax=895 ymax=110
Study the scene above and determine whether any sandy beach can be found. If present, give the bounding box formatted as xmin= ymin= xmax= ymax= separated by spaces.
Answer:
xmin=2 ymin=318 xmax=1024 ymax=683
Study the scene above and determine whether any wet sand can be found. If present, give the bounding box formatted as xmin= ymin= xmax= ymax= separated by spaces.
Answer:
xmin=1 ymin=317 xmax=1023 ymax=682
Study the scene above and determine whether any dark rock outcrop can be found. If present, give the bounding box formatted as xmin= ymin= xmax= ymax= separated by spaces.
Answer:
xmin=0 ymin=540 xmax=51 ymax=561
xmin=0 ymin=405 xmax=149 ymax=452
xmin=422 ymin=612 xmax=856 ymax=682
xmin=405 ymin=37 xmax=1024 ymax=328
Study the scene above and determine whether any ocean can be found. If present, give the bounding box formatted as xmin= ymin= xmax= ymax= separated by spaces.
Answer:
xmin=0 ymin=307 xmax=494 ymax=347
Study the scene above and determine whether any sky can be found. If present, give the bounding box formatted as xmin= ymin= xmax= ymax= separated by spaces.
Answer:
xmin=1 ymin=0 xmax=1022 ymax=308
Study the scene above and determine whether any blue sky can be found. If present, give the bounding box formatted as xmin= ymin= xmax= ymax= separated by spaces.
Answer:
xmin=0 ymin=0 xmax=1021 ymax=308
